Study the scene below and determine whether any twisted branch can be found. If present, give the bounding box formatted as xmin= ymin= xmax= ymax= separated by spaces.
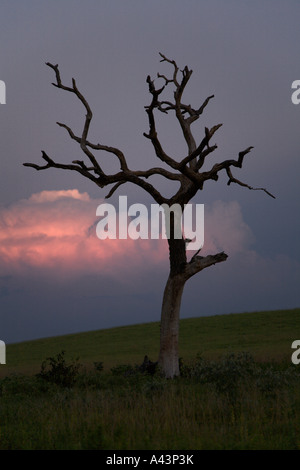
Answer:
xmin=46 ymin=62 xmax=104 ymax=176
xmin=24 ymin=54 xmax=275 ymax=209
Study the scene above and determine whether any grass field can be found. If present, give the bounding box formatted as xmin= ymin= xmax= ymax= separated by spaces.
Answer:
xmin=2 ymin=307 xmax=299 ymax=376
xmin=1 ymin=308 xmax=300 ymax=450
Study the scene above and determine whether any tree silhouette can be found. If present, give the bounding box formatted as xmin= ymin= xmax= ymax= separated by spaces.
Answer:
xmin=24 ymin=53 xmax=274 ymax=378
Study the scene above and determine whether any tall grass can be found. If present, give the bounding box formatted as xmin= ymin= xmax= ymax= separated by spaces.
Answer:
xmin=1 ymin=309 xmax=300 ymax=449
xmin=1 ymin=353 xmax=299 ymax=450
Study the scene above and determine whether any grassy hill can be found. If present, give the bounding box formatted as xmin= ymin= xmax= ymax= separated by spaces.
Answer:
xmin=1 ymin=308 xmax=300 ymax=450
xmin=2 ymin=307 xmax=299 ymax=377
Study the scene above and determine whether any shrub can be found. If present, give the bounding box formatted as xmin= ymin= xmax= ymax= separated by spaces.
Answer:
xmin=0 ymin=374 xmax=41 ymax=397
xmin=36 ymin=350 xmax=81 ymax=388
xmin=110 ymin=356 xmax=159 ymax=377
xmin=255 ymin=365 xmax=300 ymax=395
xmin=110 ymin=364 xmax=137 ymax=377
xmin=184 ymin=352 xmax=259 ymax=399
xmin=94 ymin=361 xmax=104 ymax=372
xmin=182 ymin=352 xmax=300 ymax=401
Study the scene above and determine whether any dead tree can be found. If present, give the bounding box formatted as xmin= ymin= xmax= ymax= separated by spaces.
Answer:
xmin=24 ymin=54 xmax=274 ymax=378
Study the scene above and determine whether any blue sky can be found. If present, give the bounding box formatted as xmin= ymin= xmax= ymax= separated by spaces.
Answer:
xmin=0 ymin=0 xmax=299 ymax=344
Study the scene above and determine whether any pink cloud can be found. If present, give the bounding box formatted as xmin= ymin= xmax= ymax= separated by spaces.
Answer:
xmin=0 ymin=191 xmax=254 ymax=280
xmin=28 ymin=189 xmax=91 ymax=203
xmin=0 ymin=190 xmax=167 ymax=279
xmin=202 ymin=200 xmax=255 ymax=256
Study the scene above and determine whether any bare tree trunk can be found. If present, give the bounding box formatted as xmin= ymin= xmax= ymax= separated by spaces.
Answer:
xmin=158 ymin=248 xmax=229 ymax=378
xmin=158 ymin=273 xmax=186 ymax=378
xmin=158 ymin=206 xmax=187 ymax=378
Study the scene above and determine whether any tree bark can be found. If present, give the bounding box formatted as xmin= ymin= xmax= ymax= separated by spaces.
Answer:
xmin=158 ymin=207 xmax=187 ymax=378
xmin=158 ymin=250 xmax=228 ymax=378
xmin=158 ymin=273 xmax=186 ymax=378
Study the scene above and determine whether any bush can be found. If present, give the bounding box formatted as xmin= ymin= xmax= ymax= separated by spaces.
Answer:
xmin=110 ymin=364 xmax=138 ymax=377
xmin=94 ymin=361 xmax=104 ymax=372
xmin=183 ymin=352 xmax=259 ymax=399
xmin=0 ymin=374 xmax=41 ymax=397
xmin=202 ymin=352 xmax=258 ymax=393
xmin=182 ymin=352 xmax=300 ymax=400
xmin=36 ymin=350 xmax=81 ymax=388
xmin=255 ymin=366 xmax=300 ymax=395
xmin=110 ymin=356 xmax=158 ymax=377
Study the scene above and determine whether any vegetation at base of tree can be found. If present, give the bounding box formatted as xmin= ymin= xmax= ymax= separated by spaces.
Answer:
xmin=1 ymin=309 xmax=299 ymax=449
xmin=3 ymin=308 xmax=300 ymax=377
xmin=0 ymin=350 xmax=300 ymax=450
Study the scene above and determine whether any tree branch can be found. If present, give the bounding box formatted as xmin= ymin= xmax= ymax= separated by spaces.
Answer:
xmin=159 ymin=52 xmax=180 ymax=87
xmin=46 ymin=63 xmax=104 ymax=175
xmin=184 ymin=252 xmax=228 ymax=280
xmin=105 ymin=181 xmax=126 ymax=199
xmin=144 ymin=75 xmax=180 ymax=170
xmin=24 ymin=151 xmax=102 ymax=185
xmin=24 ymin=55 xmax=274 ymax=209
xmin=130 ymin=167 xmax=181 ymax=182
xmin=56 ymin=122 xmax=129 ymax=172
xmin=178 ymin=124 xmax=223 ymax=169
xmin=226 ymin=167 xmax=276 ymax=198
